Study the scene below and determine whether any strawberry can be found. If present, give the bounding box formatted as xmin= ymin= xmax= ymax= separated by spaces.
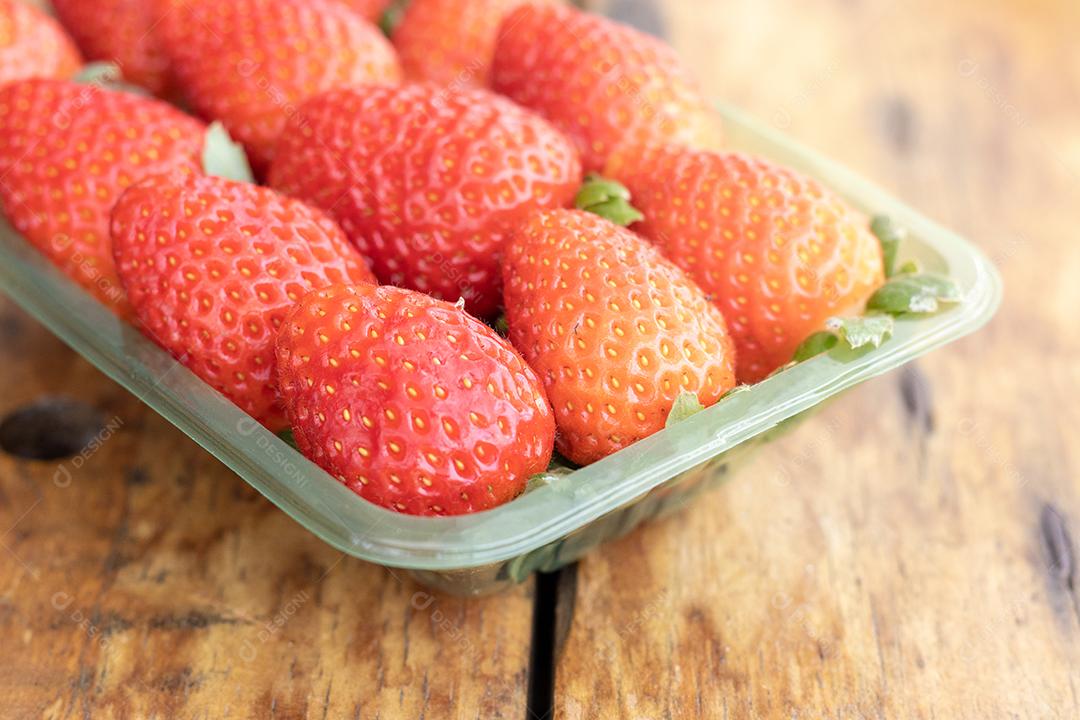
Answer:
xmin=0 ymin=0 xmax=81 ymax=87
xmin=159 ymin=0 xmax=401 ymax=173
xmin=269 ymin=83 xmax=582 ymax=318
xmin=110 ymin=172 xmax=376 ymax=430
xmin=491 ymin=3 xmax=722 ymax=172
xmin=276 ymin=283 xmax=555 ymax=515
xmin=608 ymin=147 xmax=886 ymax=383
xmin=51 ymin=0 xmax=170 ymax=95
xmin=502 ymin=209 xmax=737 ymax=466
xmin=392 ymin=0 xmax=534 ymax=87
xmin=0 ymin=79 xmax=206 ymax=315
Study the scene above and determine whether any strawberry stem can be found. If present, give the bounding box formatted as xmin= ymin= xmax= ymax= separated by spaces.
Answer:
xmin=574 ymin=173 xmax=644 ymax=227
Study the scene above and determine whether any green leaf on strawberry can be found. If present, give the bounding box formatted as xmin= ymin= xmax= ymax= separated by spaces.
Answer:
xmin=378 ymin=1 xmax=405 ymax=37
xmin=792 ymin=331 xmax=839 ymax=362
xmin=276 ymin=428 xmax=299 ymax=450
xmin=867 ymin=273 xmax=961 ymax=314
xmin=526 ymin=454 xmax=578 ymax=491
xmin=896 ymin=260 xmax=921 ymax=275
xmin=827 ymin=315 xmax=895 ymax=350
xmin=574 ymin=174 xmax=644 ymax=227
xmin=491 ymin=313 xmax=509 ymax=337
xmin=201 ymin=122 xmax=254 ymax=184
xmin=75 ymin=61 xmax=121 ymax=85
xmin=666 ymin=391 xmax=706 ymax=428
xmin=74 ymin=61 xmax=150 ymax=96
xmin=870 ymin=214 xmax=904 ymax=277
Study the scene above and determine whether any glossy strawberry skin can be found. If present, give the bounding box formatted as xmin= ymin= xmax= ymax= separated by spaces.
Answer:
xmin=276 ymin=284 xmax=555 ymax=516
xmin=269 ymin=84 xmax=582 ymax=318
xmin=610 ymin=147 xmax=886 ymax=383
xmin=503 ymin=209 xmax=737 ymax=466
xmin=111 ymin=173 xmax=376 ymax=430
xmin=159 ymin=0 xmax=401 ymax=173
xmin=491 ymin=3 xmax=722 ymax=172
xmin=392 ymin=0 xmax=532 ymax=87
xmin=51 ymin=0 xmax=169 ymax=95
xmin=0 ymin=0 xmax=81 ymax=86
xmin=0 ymin=79 xmax=205 ymax=315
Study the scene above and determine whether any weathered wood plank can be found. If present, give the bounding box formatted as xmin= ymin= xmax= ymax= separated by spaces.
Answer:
xmin=0 ymin=303 xmax=532 ymax=719
xmin=557 ymin=0 xmax=1080 ymax=717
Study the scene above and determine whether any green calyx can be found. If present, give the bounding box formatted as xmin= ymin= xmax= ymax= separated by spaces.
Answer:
xmin=867 ymin=273 xmax=962 ymax=314
xmin=826 ymin=315 xmax=895 ymax=350
xmin=378 ymin=0 xmax=408 ymax=37
xmin=491 ymin=313 xmax=509 ymax=337
xmin=870 ymin=214 xmax=904 ymax=277
xmin=792 ymin=331 xmax=839 ymax=362
xmin=665 ymin=391 xmax=706 ymax=428
xmin=525 ymin=452 xmax=579 ymax=491
xmin=574 ymin=173 xmax=644 ymax=227
xmin=790 ymin=315 xmax=894 ymax=368
xmin=276 ymin=427 xmax=299 ymax=450
xmin=201 ymin=122 xmax=254 ymax=184
xmin=866 ymin=216 xmax=961 ymax=313
xmin=74 ymin=61 xmax=123 ymax=86
xmin=793 ymin=216 xmax=965 ymax=368
xmin=74 ymin=62 xmax=149 ymax=96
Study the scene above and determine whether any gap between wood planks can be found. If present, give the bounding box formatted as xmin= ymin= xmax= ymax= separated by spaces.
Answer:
xmin=526 ymin=565 xmax=579 ymax=720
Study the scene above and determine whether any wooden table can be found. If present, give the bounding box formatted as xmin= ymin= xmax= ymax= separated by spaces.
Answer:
xmin=1 ymin=0 xmax=1077 ymax=717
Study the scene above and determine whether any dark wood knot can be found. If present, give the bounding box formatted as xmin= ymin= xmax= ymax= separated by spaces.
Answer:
xmin=0 ymin=396 xmax=109 ymax=460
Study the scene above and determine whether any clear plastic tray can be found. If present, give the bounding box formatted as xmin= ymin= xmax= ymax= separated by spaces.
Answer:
xmin=0 ymin=102 xmax=1002 ymax=595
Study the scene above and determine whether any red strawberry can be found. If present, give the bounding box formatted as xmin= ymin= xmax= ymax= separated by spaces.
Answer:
xmin=159 ymin=0 xmax=401 ymax=173
xmin=392 ymin=0 xmax=534 ymax=87
xmin=0 ymin=79 xmax=205 ymax=315
xmin=503 ymin=209 xmax=737 ymax=466
xmin=51 ymin=0 xmax=169 ymax=95
xmin=491 ymin=3 xmax=722 ymax=172
xmin=276 ymin=283 xmax=555 ymax=515
xmin=269 ymin=83 xmax=582 ymax=318
xmin=110 ymin=173 xmax=376 ymax=429
xmin=0 ymin=0 xmax=81 ymax=86
xmin=608 ymin=147 xmax=886 ymax=383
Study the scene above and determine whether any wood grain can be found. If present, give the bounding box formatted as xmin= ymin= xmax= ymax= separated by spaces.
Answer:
xmin=0 ymin=305 xmax=533 ymax=718
xmin=558 ymin=0 xmax=1080 ymax=717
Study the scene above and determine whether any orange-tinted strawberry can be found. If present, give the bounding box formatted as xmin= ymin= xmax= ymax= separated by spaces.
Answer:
xmin=159 ymin=0 xmax=401 ymax=173
xmin=0 ymin=0 xmax=81 ymax=87
xmin=51 ymin=0 xmax=170 ymax=95
xmin=269 ymin=83 xmax=581 ymax=318
xmin=503 ymin=209 xmax=737 ymax=466
xmin=491 ymin=3 xmax=721 ymax=172
xmin=392 ymin=0 xmax=535 ymax=87
xmin=0 ymin=79 xmax=205 ymax=315
xmin=276 ymin=283 xmax=555 ymax=515
xmin=111 ymin=173 xmax=376 ymax=429
xmin=609 ymin=147 xmax=886 ymax=383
